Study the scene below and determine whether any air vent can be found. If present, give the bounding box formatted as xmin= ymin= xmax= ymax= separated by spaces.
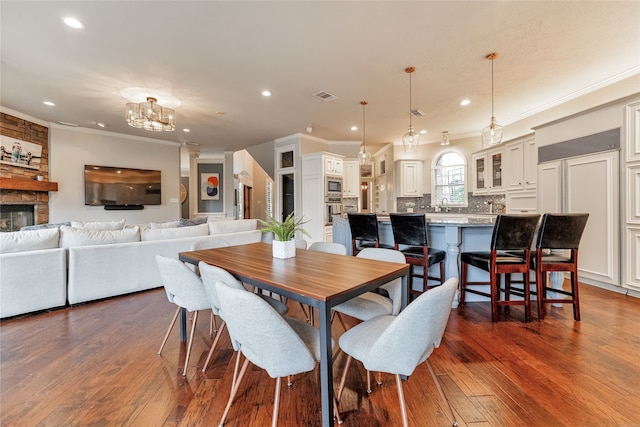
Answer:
xmin=313 ymin=91 xmax=338 ymax=102
xmin=411 ymin=109 xmax=425 ymax=117
xmin=58 ymin=121 xmax=79 ymax=127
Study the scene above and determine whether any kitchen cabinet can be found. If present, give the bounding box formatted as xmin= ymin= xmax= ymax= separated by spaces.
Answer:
xmin=624 ymin=100 xmax=640 ymax=293
xmin=472 ymin=148 xmax=504 ymax=194
xmin=324 ymin=155 xmax=343 ymax=176
xmin=343 ymin=160 xmax=360 ymax=197
xmin=504 ymin=137 xmax=537 ymax=192
xmin=395 ymin=160 xmax=423 ymax=197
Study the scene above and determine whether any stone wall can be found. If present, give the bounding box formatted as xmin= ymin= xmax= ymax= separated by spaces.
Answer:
xmin=0 ymin=113 xmax=51 ymax=225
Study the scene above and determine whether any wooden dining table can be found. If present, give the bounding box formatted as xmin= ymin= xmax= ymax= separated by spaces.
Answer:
xmin=178 ymin=242 xmax=409 ymax=427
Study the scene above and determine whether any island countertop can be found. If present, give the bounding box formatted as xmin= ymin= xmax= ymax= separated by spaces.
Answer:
xmin=375 ymin=213 xmax=496 ymax=226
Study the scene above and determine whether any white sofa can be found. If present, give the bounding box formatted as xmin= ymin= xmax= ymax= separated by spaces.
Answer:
xmin=0 ymin=219 xmax=262 ymax=317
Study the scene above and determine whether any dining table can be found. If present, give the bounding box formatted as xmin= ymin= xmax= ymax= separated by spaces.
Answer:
xmin=178 ymin=242 xmax=410 ymax=427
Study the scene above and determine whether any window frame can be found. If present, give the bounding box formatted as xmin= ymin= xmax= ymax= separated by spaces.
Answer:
xmin=431 ymin=149 xmax=468 ymax=207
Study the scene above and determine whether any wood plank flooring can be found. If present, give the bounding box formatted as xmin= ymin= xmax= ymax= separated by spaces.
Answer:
xmin=1 ymin=282 xmax=639 ymax=426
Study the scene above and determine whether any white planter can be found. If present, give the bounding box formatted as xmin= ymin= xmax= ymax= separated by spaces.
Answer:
xmin=272 ymin=239 xmax=296 ymax=259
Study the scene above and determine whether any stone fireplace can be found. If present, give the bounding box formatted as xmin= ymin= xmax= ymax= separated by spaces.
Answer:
xmin=1 ymin=112 xmax=54 ymax=231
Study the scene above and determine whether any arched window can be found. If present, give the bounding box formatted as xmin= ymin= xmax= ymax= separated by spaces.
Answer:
xmin=431 ymin=151 xmax=467 ymax=206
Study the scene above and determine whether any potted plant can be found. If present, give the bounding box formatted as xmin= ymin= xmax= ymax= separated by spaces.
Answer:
xmin=258 ymin=212 xmax=310 ymax=259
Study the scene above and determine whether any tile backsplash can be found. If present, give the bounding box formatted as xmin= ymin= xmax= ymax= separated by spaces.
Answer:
xmin=396 ymin=193 xmax=506 ymax=214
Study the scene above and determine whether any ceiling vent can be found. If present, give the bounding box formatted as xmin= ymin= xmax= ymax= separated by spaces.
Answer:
xmin=313 ymin=91 xmax=338 ymax=102
xmin=411 ymin=109 xmax=425 ymax=117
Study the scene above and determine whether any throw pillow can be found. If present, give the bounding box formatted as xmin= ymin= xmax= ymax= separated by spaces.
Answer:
xmin=21 ymin=221 xmax=71 ymax=231
xmin=0 ymin=228 xmax=60 ymax=253
xmin=140 ymin=223 xmax=209 ymax=241
xmin=178 ymin=217 xmax=207 ymax=227
xmin=59 ymin=225 xmax=140 ymax=247
xmin=149 ymin=220 xmax=180 ymax=229
xmin=70 ymin=219 xmax=126 ymax=230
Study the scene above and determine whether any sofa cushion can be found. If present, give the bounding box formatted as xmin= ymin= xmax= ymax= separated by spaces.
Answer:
xmin=150 ymin=220 xmax=180 ymax=229
xmin=70 ymin=219 xmax=126 ymax=230
xmin=21 ymin=221 xmax=71 ymax=231
xmin=60 ymin=225 xmax=140 ymax=247
xmin=140 ymin=223 xmax=209 ymax=241
xmin=209 ymin=219 xmax=257 ymax=235
xmin=0 ymin=228 xmax=60 ymax=253
xmin=178 ymin=217 xmax=208 ymax=227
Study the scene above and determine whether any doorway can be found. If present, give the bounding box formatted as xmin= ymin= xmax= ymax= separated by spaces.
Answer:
xmin=281 ymin=173 xmax=294 ymax=221
xmin=360 ymin=179 xmax=373 ymax=213
xmin=243 ymin=185 xmax=252 ymax=219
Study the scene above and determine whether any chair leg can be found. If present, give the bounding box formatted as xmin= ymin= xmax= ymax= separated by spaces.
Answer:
xmin=394 ymin=374 xmax=409 ymax=427
xmin=490 ymin=270 xmax=499 ymax=322
xmin=426 ymin=360 xmax=458 ymax=427
xmin=272 ymin=377 xmax=281 ymax=427
xmin=335 ymin=312 xmax=349 ymax=333
xmin=571 ymin=269 xmax=581 ymax=321
xmin=218 ymin=357 xmax=250 ymax=427
xmin=366 ymin=370 xmax=372 ymax=394
xmin=337 ymin=355 xmax=352 ymax=402
xmin=182 ymin=310 xmax=199 ymax=377
xmin=202 ymin=320 xmax=227 ymax=373
xmin=460 ymin=262 xmax=468 ymax=304
xmin=158 ymin=306 xmax=181 ymax=355
xmin=231 ymin=350 xmax=242 ymax=391
xmin=538 ymin=268 xmax=547 ymax=319
xmin=439 ymin=260 xmax=445 ymax=284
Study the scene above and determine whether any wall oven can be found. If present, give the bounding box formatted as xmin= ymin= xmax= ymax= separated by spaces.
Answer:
xmin=325 ymin=196 xmax=342 ymax=225
xmin=325 ymin=176 xmax=343 ymax=197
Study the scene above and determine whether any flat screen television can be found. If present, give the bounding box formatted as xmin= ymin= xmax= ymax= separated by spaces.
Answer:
xmin=84 ymin=165 xmax=161 ymax=206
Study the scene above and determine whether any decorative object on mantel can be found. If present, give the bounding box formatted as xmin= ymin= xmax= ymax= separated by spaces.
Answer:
xmin=481 ymin=52 xmax=503 ymax=148
xmin=258 ymin=212 xmax=309 ymax=259
xmin=125 ymin=97 xmax=176 ymax=131
xmin=402 ymin=66 xmax=420 ymax=153
xmin=441 ymin=131 xmax=450 ymax=146
xmin=358 ymin=101 xmax=371 ymax=166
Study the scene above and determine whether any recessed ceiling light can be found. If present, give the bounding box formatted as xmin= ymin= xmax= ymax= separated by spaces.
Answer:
xmin=262 ymin=90 xmax=271 ymax=97
xmin=460 ymin=99 xmax=471 ymax=106
xmin=216 ymin=111 xmax=226 ymax=115
xmin=97 ymin=123 xmax=106 ymax=128
xmin=420 ymin=130 xmax=427 ymax=134
xmin=183 ymin=128 xmax=190 ymax=132
xmin=351 ymin=126 xmax=358 ymax=131
xmin=43 ymin=101 xmax=55 ymax=106
xmin=63 ymin=17 xmax=84 ymax=29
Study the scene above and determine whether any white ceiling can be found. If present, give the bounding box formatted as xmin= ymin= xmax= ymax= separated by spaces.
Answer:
xmin=1 ymin=1 xmax=639 ymax=152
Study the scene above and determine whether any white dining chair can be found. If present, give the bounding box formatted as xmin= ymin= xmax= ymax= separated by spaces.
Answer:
xmin=156 ymin=255 xmax=211 ymax=377
xmin=337 ymin=278 xmax=459 ymax=427
xmin=214 ymin=280 xmax=340 ymax=427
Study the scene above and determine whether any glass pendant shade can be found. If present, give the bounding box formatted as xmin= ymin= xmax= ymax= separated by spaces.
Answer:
xmin=358 ymin=146 xmax=371 ymax=166
xmin=126 ymin=97 xmax=176 ymax=132
xmin=402 ymin=126 xmax=420 ymax=152
xmin=482 ymin=117 xmax=503 ymax=147
xmin=441 ymin=131 xmax=450 ymax=146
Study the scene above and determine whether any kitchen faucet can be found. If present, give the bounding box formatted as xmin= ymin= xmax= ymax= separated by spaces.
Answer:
xmin=441 ymin=198 xmax=450 ymax=213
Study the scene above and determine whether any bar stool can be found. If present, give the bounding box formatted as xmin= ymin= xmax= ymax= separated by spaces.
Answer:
xmin=460 ymin=214 xmax=540 ymax=322
xmin=532 ymin=213 xmax=589 ymax=321
xmin=347 ymin=213 xmax=392 ymax=256
xmin=389 ymin=213 xmax=446 ymax=296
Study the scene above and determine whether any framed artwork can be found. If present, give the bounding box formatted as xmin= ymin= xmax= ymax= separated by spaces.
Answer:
xmin=201 ymin=173 xmax=220 ymax=200
xmin=360 ymin=164 xmax=372 ymax=178
xmin=0 ymin=135 xmax=42 ymax=170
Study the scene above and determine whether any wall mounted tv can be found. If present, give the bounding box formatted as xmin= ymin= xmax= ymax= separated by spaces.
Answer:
xmin=84 ymin=165 xmax=161 ymax=208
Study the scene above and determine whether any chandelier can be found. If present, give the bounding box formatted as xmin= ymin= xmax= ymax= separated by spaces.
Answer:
xmin=358 ymin=101 xmax=371 ymax=166
xmin=402 ymin=66 xmax=420 ymax=153
xmin=481 ymin=53 xmax=503 ymax=147
xmin=126 ymin=97 xmax=176 ymax=131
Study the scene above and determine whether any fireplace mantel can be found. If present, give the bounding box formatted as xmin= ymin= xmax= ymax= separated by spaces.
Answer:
xmin=0 ymin=178 xmax=58 ymax=192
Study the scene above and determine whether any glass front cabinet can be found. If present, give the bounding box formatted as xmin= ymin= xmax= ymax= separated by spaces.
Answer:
xmin=472 ymin=148 xmax=503 ymax=194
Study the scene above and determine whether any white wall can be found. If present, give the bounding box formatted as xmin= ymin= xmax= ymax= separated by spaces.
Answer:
xmin=49 ymin=126 xmax=181 ymax=224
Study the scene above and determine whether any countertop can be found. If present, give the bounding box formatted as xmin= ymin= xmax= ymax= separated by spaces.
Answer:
xmin=339 ymin=213 xmax=497 ymax=226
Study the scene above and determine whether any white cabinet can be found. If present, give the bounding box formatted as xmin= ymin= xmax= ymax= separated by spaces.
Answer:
xmin=324 ymin=156 xmax=343 ymax=176
xmin=395 ymin=160 xmax=423 ymax=197
xmin=624 ymin=100 xmax=640 ymax=293
xmin=472 ymin=148 xmax=504 ymax=194
xmin=343 ymin=160 xmax=360 ymax=197
xmin=505 ymin=137 xmax=537 ymax=192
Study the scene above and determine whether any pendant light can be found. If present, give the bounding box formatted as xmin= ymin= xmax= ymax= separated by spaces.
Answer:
xmin=441 ymin=131 xmax=450 ymax=146
xmin=481 ymin=52 xmax=503 ymax=148
xmin=402 ymin=66 xmax=420 ymax=153
xmin=358 ymin=101 xmax=371 ymax=166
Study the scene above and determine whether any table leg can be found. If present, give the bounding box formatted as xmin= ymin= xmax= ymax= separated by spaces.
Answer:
xmin=318 ymin=302 xmax=334 ymax=427
xmin=179 ymin=307 xmax=187 ymax=342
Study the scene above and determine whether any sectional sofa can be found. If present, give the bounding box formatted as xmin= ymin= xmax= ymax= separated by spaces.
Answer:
xmin=0 ymin=219 xmax=262 ymax=318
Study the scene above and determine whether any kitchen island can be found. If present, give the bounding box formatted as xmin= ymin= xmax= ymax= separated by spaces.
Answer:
xmin=333 ymin=213 xmax=497 ymax=305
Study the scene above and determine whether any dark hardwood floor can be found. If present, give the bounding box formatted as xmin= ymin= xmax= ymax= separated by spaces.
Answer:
xmin=1 ymin=282 xmax=639 ymax=426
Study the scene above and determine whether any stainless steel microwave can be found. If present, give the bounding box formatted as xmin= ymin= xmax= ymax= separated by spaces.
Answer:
xmin=325 ymin=176 xmax=342 ymax=196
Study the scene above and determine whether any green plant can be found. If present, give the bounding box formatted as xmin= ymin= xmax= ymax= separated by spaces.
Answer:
xmin=258 ymin=212 xmax=310 ymax=241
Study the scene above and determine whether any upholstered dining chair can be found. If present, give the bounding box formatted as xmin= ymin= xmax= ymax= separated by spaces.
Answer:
xmin=198 ymin=261 xmax=289 ymax=374
xmin=336 ymin=278 xmax=459 ymax=427
xmin=389 ymin=213 xmax=446 ymax=297
xmin=155 ymin=255 xmax=212 ymax=377
xmin=531 ymin=213 xmax=589 ymax=321
xmin=214 ymin=280 xmax=340 ymax=427
xmin=459 ymin=214 xmax=540 ymax=322
xmin=347 ymin=213 xmax=393 ymax=256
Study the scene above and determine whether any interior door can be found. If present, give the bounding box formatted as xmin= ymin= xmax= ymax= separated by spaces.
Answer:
xmin=243 ymin=185 xmax=252 ymax=219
